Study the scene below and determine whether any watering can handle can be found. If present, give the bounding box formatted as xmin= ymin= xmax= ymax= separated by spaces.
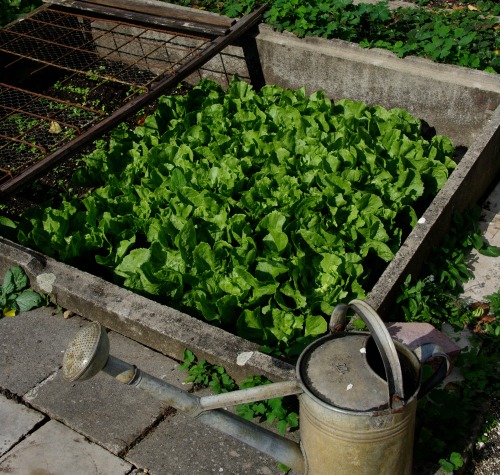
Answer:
xmin=414 ymin=343 xmax=451 ymax=399
xmin=330 ymin=299 xmax=405 ymax=409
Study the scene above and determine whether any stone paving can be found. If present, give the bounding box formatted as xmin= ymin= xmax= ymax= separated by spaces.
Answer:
xmin=463 ymin=183 xmax=500 ymax=303
xmin=0 ymin=307 xmax=291 ymax=474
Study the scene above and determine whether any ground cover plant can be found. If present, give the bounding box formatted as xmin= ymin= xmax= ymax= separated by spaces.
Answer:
xmin=394 ymin=208 xmax=500 ymax=472
xmin=0 ymin=0 xmax=42 ymax=27
xmin=2 ymin=0 xmax=498 ymax=73
xmin=180 ymin=348 xmax=299 ymax=434
xmin=0 ymin=265 xmax=47 ymax=317
xmin=13 ymin=78 xmax=456 ymax=356
xmin=170 ymin=0 xmax=500 ymax=73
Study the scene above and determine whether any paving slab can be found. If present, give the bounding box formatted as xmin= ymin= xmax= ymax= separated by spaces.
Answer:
xmin=125 ymin=410 xmax=291 ymax=475
xmin=0 ymin=393 xmax=45 ymax=457
xmin=0 ymin=419 xmax=132 ymax=474
xmin=0 ymin=306 xmax=86 ymax=396
xmin=479 ymin=181 xmax=500 ymax=246
xmin=385 ymin=322 xmax=461 ymax=359
xmin=24 ymin=330 xmax=189 ymax=455
xmin=463 ymin=181 xmax=500 ymax=303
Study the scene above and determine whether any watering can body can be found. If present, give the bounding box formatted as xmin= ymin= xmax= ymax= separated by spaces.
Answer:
xmin=300 ymin=393 xmax=417 ymax=475
xmin=295 ymin=300 xmax=449 ymax=475
xmin=298 ymin=334 xmax=420 ymax=475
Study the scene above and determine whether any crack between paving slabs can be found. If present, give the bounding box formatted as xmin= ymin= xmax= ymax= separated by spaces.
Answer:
xmin=3 ymin=368 xmax=168 ymax=470
xmin=118 ymin=404 xmax=178 ymax=459
xmin=0 ymin=387 xmax=50 ymax=455
xmin=0 ymin=415 xmax=49 ymax=456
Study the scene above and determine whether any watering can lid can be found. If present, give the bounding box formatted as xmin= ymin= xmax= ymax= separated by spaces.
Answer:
xmin=298 ymin=333 xmax=392 ymax=412
xmin=297 ymin=300 xmax=406 ymax=412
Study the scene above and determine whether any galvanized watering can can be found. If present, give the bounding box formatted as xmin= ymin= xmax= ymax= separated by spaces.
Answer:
xmin=63 ymin=299 xmax=450 ymax=474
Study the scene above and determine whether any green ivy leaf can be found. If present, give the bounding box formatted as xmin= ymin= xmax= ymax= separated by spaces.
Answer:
xmin=15 ymin=289 xmax=44 ymax=312
xmin=479 ymin=245 xmax=500 ymax=257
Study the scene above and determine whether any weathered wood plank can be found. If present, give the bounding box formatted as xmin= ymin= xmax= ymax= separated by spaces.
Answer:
xmin=57 ymin=0 xmax=234 ymax=27
xmin=49 ymin=0 xmax=229 ymax=36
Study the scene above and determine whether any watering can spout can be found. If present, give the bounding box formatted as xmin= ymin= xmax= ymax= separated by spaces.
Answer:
xmin=62 ymin=322 xmax=306 ymax=474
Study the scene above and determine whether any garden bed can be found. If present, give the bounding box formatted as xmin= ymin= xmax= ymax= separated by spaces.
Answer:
xmin=0 ymin=0 xmax=499 ymax=375
xmin=0 ymin=86 xmax=499 ymax=379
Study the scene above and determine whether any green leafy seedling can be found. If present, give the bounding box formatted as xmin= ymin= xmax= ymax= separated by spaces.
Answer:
xmin=180 ymin=349 xmax=299 ymax=434
xmin=484 ymin=288 xmax=500 ymax=336
xmin=1 ymin=265 xmax=46 ymax=317
xmin=439 ymin=452 xmax=464 ymax=473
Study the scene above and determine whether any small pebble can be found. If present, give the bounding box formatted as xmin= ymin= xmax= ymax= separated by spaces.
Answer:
xmin=63 ymin=310 xmax=74 ymax=319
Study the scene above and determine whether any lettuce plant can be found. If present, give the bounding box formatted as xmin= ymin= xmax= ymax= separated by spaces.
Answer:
xmin=17 ymin=79 xmax=455 ymax=354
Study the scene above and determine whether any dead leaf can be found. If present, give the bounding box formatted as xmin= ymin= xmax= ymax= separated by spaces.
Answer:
xmin=48 ymin=121 xmax=62 ymax=134
xmin=480 ymin=315 xmax=496 ymax=324
xmin=474 ymin=315 xmax=496 ymax=333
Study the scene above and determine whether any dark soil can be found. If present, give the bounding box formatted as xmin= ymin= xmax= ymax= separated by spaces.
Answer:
xmin=0 ymin=75 xmax=193 ymax=219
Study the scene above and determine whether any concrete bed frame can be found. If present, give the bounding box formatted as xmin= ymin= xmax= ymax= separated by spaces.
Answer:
xmin=1 ymin=7 xmax=500 ymax=382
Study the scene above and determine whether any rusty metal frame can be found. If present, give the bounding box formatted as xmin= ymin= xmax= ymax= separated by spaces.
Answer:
xmin=0 ymin=1 xmax=267 ymax=197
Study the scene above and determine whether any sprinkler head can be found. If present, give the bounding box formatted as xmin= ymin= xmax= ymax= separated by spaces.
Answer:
xmin=62 ymin=322 xmax=110 ymax=382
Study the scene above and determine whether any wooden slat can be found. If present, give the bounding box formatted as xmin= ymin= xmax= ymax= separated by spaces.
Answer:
xmin=60 ymin=0 xmax=234 ymax=28
xmin=48 ymin=0 xmax=229 ymax=36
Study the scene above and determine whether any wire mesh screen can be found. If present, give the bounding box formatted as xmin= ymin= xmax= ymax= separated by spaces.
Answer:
xmin=0 ymin=83 xmax=107 ymax=181
xmin=0 ymin=3 xmax=215 ymax=188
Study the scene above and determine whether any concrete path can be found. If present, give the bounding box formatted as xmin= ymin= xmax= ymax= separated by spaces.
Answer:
xmin=463 ymin=182 xmax=500 ymax=302
xmin=0 ymin=307 xmax=291 ymax=475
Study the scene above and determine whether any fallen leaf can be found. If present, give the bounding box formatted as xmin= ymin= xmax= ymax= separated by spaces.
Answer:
xmin=480 ymin=315 xmax=496 ymax=324
xmin=3 ymin=307 xmax=16 ymax=317
xmin=474 ymin=315 xmax=496 ymax=333
xmin=467 ymin=5 xmax=479 ymax=11
xmin=48 ymin=121 xmax=62 ymax=134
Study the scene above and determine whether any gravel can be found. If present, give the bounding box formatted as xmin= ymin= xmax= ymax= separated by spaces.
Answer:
xmin=469 ymin=397 xmax=500 ymax=475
